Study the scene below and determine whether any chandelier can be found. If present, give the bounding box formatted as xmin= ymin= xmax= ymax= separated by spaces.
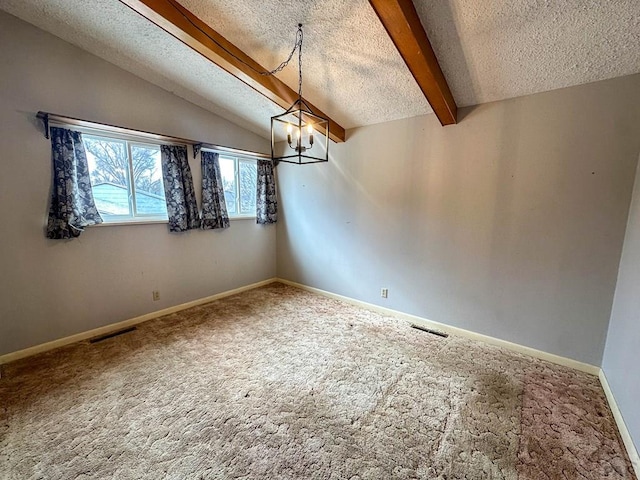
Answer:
xmin=271 ymin=24 xmax=329 ymax=165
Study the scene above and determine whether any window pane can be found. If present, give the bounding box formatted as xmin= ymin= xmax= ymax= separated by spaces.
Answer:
xmin=239 ymin=160 xmax=257 ymax=215
xmin=84 ymin=136 xmax=131 ymax=216
xmin=131 ymin=144 xmax=167 ymax=216
xmin=219 ymin=156 xmax=237 ymax=214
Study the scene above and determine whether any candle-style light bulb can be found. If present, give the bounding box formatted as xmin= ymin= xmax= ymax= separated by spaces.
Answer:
xmin=286 ymin=123 xmax=292 ymax=145
xmin=307 ymin=123 xmax=314 ymax=147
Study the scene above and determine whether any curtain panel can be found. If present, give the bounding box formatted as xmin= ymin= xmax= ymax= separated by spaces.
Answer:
xmin=256 ymin=159 xmax=278 ymax=224
xmin=201 ymin=151 xmax=230 ymax=230
xmin=160 ymin=145 xmax=201 ymax=232
xmin=46 ymin=127 xmax=103 ymax=239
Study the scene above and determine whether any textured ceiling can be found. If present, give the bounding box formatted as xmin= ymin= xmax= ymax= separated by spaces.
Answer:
xmin=1 ymin=0 xmax=639 ymax=139
xmin=418 ymin=0 xmax=640 ymax=107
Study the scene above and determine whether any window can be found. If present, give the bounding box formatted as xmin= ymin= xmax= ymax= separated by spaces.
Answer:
xmin=84 ymin=134 xmax=168 ymax=223
xmin=217 ymin=153 xmax=258 ymax=218
xmin=65 ymin=122 xmax=260 ymax=224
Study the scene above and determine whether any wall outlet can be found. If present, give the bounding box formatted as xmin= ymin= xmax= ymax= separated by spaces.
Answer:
xmin=381 ymin=288 xmax=388 ymax=298
xmin=152 ymin=290 xmax=160 ymax=301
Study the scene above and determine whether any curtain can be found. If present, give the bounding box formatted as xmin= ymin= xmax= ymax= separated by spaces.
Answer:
xmin=201 ymin=151 xmax=230 ymax=230
xmin=161 ymin=145 xmax=201 ymax=232
xmin=46 ymin=127 xmax=103 ymax=239
xmin=256 ymin=159 xmax=278 ymax=224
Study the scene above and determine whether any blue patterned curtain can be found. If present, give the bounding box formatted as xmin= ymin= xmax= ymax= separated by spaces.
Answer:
xmin=160 ymin=145 xmax=201 ymax=232
xmin=201 ymin=151 xmax=229 ymax=230
xmin=46 ymin=127 xmax=103 ymax=239
xmin=256 ymin=159 xmax=278 ymax=224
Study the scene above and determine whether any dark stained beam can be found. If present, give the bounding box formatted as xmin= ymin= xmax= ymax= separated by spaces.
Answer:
xmin=119 ymin=0 xmax=346 ymax=142
xmin=369 ymin=0 xmax=457 ymax=126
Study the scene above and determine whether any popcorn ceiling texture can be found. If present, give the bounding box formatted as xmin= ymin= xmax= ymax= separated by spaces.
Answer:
xmin=0 ymin=0 xmax=280 ymax=139
xmin=0 ymin=0 xmax=638 ymax=138
xmin=416 ymin=0 xmax=640 ymax=108
xmin=0 ymin=283 xmax=635 ymax=479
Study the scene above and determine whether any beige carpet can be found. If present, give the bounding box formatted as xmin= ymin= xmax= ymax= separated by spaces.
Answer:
xmin=0 ymin=283 xmax=635 ymax=479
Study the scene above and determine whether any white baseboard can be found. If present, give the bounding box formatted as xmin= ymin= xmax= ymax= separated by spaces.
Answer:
xmin=279 ymin=279 xmax=640 ymax=471
xmin=3 ymin=276 xmax=599 ymax=376
xmin=0 ymin=278 xmax=278 ymax=365
xmin=599 ymin=370 xmax=640 ymax=478
xmin=3 ymin=277 xmax=636 ymax=471
xmin=276 ymin=278 xmax=600 ymax=376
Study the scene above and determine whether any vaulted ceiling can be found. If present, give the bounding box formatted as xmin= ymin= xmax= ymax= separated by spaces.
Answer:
xmin=1 ymin=0 xmax=639 ymax=139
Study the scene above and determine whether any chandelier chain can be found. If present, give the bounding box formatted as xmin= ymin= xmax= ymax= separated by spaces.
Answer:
xmin=298 ymin=24 xmax=303 ymax=99
xmin=167 ymin=0 xmax=303 ymax=78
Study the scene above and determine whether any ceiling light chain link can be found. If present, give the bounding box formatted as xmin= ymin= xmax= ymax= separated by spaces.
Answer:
xmin=263 ymin=24 xmax=303 ymax=80
xmin=297 ymin=24 xmax=303 ymax=99
xmin=167 ymin=0 xmax=303 ymax=79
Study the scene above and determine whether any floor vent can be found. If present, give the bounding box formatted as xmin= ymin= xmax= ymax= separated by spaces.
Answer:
xmin=89 ymin=327 xmax=137 ymax=344
xmin=411 ymin=324 xmax=449 ymax=338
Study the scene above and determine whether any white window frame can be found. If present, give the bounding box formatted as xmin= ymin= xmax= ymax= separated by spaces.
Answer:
xmin=76 ymin=128 xmax=171 ymax=225
xmin=46 ymin=115 xmax=268 ymax=226
xmin=206 ymin=149 xmax=258 ymax=220
xmin=83 ymin=133 xmax=169 ymax=224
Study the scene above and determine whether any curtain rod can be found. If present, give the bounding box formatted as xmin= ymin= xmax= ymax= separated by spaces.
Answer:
xmin=36 ymin=111 xmax=271 ymax=160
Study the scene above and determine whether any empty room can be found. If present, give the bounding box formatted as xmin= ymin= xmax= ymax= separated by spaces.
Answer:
xmin=1 ymin=0 xmax=639 ymax=478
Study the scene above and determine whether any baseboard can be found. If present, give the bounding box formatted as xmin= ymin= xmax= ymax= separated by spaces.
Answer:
xmin=4 ymin=276 xmax=632 ymax=470
xmin=599 ymin=370 xmax=640 ymax=477
xmin=276 ymin=278 xmax=600 ymax=376
xmin=0 ymin=278 xmax=278 ymax=365
xmin=278 ymin=280 xmax=640 ymax=463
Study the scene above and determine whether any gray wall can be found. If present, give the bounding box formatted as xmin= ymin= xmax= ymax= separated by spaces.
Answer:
xmin=602 ymin=157 xmax=640 ymax=450
xmin=277 ymin=74 xmax=640 ymax=366
xmin=0 ymin=11 xmax=275 ymax=356
xmin=3 ymin=6 xmax=640 ymax=373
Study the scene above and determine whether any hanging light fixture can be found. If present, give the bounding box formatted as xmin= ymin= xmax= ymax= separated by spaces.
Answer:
xmin=271 ymin=24 xmax=329 ymax=165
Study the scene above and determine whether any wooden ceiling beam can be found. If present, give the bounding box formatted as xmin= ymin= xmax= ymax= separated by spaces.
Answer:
xmin=119 ymin=0 xmax=346 ymax=142
xmin=369 ymin=0 xmax=457 ymax=126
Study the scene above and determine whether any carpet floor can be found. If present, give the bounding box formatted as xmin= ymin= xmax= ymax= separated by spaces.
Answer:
xmin=0 ymin=283 xmax=635 ymax=479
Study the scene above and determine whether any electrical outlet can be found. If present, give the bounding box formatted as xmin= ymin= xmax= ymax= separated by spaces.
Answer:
xmin=152 ymin=290 xmax=160 ymax=301
xmin=381 ymin=288 xmax=388 ymax=298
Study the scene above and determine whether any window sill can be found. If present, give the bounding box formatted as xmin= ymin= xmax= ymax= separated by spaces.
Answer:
xmin=91 ymin=219 xmax=168 ymax=227
xmin=90 ymin=216 xmax=256 ymax=227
